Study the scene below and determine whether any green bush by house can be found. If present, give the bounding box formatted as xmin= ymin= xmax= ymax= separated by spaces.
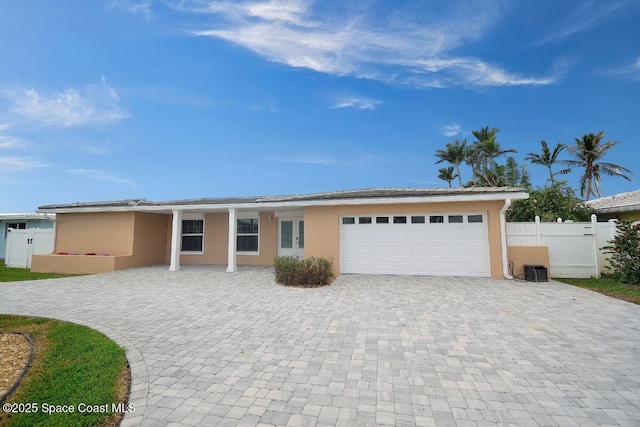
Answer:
xmin=274 ymin=256 xmax=334 ymax=287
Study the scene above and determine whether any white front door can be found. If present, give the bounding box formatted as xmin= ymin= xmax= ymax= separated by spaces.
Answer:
xmin=278 ymin=217 xmax=304 ymax=258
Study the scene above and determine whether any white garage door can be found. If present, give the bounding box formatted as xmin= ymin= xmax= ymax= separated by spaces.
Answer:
xmin=340 ymin=213 xmax=490 ymax=277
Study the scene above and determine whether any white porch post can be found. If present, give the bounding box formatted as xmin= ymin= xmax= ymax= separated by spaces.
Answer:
xmin=226 ymin=208 xmax=237 ymax=273
xmin=169 ymin=209 xmax=182 ymax=271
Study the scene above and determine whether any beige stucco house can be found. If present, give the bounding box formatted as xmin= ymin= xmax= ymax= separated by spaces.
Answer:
xmin=586 ymin=189 xmax=640 ymax=221
xmin=32 ymin=187 xmax=544 ymax=279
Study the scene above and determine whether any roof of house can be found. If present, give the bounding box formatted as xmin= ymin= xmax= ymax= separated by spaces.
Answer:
xmin=0 ymin=213 xmax=56 ymax=221
xmin=586 ymin=189 xmax=640 ymax=214
xmin=36 ymin=187 xmax=528 ymax=213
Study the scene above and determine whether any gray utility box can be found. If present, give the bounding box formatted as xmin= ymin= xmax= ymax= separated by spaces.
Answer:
xmin=524 ymin=265 xmax=548 ymax=282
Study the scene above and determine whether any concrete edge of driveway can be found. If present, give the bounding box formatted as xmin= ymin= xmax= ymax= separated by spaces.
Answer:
xmin=46 ymin=316 xmax=149 ymax=426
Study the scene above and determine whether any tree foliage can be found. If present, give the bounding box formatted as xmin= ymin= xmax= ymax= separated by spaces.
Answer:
xmin=437 ymin=166 xmax=457 ymax=187
xmin=524 ymin=140 xmax=571 ymax=184
xmin=507 ymin=182 xmax=594 ymax=222
xmin=434 ymin=139 xmax=466 ymax=187
xmin=565 ymin=131 xmax=632 ymax=200
xmin=603 ymin=221 xmax=640 ymax=285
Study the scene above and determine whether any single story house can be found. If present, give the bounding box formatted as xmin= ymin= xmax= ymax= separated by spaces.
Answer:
xmin=1 ymin=213 xmax=55 ymax=261
xmin=586 ymin=189 xmax=640 ymax=221
xmin=32 ymin=187 xmax=544 ymax=279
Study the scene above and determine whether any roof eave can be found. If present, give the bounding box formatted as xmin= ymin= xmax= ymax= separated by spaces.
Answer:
xmin=37 ymin=191 xmax=529 ymax=214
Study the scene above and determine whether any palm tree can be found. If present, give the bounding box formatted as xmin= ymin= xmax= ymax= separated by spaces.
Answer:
xmin=565 ymin=131 xmax=632 ymax=200
xmin=504 ymin=157 xmax=532 ymax=188
xmin=435 ymin=139 xmax=467 ymax=187
xmin=437 ymin=166 xmax=458 ymax=188
xmin=525 ymin=140 xmax=571 ymax=184
xmin=470 ymin=126 xmax=517 ymax=186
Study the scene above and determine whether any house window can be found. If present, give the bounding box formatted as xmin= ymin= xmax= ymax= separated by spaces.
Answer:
xmin=5 ymin=222 xmax=27 ymax=239
xmin=342 ymin=217 xmax=355 ymax=225
xmin=411 ymin=216 xmax=426 ymax=224
xmin=429 ymin=215 xmax=444 ymax=223
xmin=181 ymin=219 xmax=204 ymax=252
xmin=376 ymin=216 xmax=389 ymax=224
xmin=237 ymin=218 xmax=259 ymax=253
xmin=359 ymin=216 xmax=372 ymax=224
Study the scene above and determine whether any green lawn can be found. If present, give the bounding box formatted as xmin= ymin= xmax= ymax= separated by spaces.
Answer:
xmin=556 ymin=277 xmax=640 ymax=305
xmin=0 ymin=315 xmax=129 ymax=427
xmin=0 ymin=265 xmax=80 ymax=282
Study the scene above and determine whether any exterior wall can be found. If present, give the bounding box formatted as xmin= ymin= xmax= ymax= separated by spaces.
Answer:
xmin=31 ymin=254 xmax=129 ymax=274
xmin=619 ymin=211 xmax=640 ymax=221
xmin=32 ymin=212 xmax=168 ymax=274
xmin=165 ymin=211 xmax=277 ymax=266
xmin=507 ymin=246 xmax=551 ymax=278
xmin=55 ymin=212 xmax=135 ymax=255
xmin=304 ymin=200 xmax=507 ymax=279
xmin=131 ymin=212 xmax=169 ymax=266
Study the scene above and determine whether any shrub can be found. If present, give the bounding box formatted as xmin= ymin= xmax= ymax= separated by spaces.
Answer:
xmin=274 ymin=256 xmax=334 ymax=287
xmin=603 ymin=220 xmax=640 ymax=285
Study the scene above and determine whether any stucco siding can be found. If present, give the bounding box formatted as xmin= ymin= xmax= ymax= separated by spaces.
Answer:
xmin=507 ymin=246 xmax=551 ymax=278
xmin=55 ymin=212 xmax=135 ymax=256
xmin=132 ymin=212 xmax=169 ymax=266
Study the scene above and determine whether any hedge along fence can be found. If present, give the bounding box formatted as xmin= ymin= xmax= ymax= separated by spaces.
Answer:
xmin=273 ymin=256 xmax=335 ymax=287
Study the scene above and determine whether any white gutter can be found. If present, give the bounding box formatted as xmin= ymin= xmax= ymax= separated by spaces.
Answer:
xmin=500 ymin=199 xmax=513 ymax=279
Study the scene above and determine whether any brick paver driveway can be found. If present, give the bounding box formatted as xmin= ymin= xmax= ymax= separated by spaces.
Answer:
xmin=1 ymin=266 xmax=640 ymax=426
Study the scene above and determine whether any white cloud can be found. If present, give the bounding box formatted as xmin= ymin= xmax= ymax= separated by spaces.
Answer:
xmin=0 ymin=124 xmax=26 ymax=148
xmin=3 ymin=78 xmax=127 ymax=128
xmin=534 ymin=1 xmax=629 ymax=46
xmin=608 ymin=56 xmax=640 ymax=80
xmin=177 ymin=0 xmax=557 ymax=88
xmin=442 ymin=124 xmax=461 ymax=137
xmin=331 ymin=95 xmax=381 ymax=110
xmin=0 ymin=156 xmax=47 ymax=170
xmin=68 ymin=168 xmax=138 ymax=186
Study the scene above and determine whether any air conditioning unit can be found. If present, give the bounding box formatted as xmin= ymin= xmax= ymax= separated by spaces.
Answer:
xmin=524 ymin=265 xmax=548 ymax=282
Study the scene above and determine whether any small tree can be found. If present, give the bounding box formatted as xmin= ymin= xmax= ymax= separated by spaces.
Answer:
xmin=604 ymin=221 xmax=640 ymax=285
xmin=437 ymin=166 xmax=457 ymax=188
xmin=507 ymin=181 xmax=594 ymax=222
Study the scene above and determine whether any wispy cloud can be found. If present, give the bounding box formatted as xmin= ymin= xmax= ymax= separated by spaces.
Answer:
xmin=2 ymin=78 xmax=127 ymax=128
xmin=249 ymin=97 xmax=280 ymax=113
xmin=534 ymin=1 xmax=630 ymax=46
xmin=68 ymin=168 xmax=138 ymax=186
xmin=0 ymin=124 xmax=26 ymax=149
xmin=167 ymin=0 xmax=556 ymax=88
xmin=607 ymin=56 xmax=640 ymax=80
xmin=331 ymin=95 xmax=381 ymax=110
xmin=0 ymin=156 xmax=47 ymax=170
xmin=441 ymin=124 xmax=461 ymax=137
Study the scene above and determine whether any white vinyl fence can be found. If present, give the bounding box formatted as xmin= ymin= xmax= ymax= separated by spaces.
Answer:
xmin=507 ymin=215 xmax=617 ymax=279
xmin=5 ymin=228 xmax=55 ymax=269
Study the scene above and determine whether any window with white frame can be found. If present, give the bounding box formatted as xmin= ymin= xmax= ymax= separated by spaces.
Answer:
xmin=5 ymin=222 xmax=26 ymax=239
xmin=181 ymin=215 xmax=204 ymax=253
xmin=237 ymin=216 xmax=259 ymax=253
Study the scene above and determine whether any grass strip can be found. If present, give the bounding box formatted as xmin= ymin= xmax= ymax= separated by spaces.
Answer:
xmin=556 ymin=277 xmax=640 ymax=305
xmin=0 ymin=265 xmax=80 ymax=282
xmin=0 ymin=315 xmax=129 ymax=427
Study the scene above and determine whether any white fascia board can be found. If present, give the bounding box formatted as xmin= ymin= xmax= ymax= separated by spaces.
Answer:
xmin=37 ymin=192 xmax=529 ymax=214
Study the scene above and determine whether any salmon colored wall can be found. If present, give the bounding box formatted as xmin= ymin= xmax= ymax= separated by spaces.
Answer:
xmin=304 ymin=200 xmax=507 ymax=279
xmin=132 ymin=212 xmax=169 ymax=266
xmin=507 ymin=246 xmax=551 ymax=278
xmin=31 ymin=254 xmax=128 ymax=274
xmin=165 ymin=211 xmax=277 ymax=266
xmin=54 ymin=212 xmax=135 ymax=255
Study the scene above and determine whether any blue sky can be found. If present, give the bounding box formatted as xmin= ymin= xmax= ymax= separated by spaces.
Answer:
xmin=1 ymin=0 xmax=639 ymax=212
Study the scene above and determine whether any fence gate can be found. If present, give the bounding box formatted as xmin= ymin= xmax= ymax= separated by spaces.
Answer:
xmin=507 ymin=215 xmax=616 ymax=279
xmin=5 ymin=228 xmax=55 ymax=269
xmin=539 ymin=222 xmax=597 ymax=279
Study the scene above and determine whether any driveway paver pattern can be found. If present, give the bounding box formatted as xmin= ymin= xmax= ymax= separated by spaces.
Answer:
xmin=1 ymin=265 xmax=639 ymax=426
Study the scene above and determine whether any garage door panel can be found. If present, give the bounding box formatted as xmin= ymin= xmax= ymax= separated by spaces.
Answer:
xmin=340 ymin=212 xmax=490 ymax=277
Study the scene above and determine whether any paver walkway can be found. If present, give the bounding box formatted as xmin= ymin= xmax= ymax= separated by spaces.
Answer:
xmin=1 ymin=265 xmax=639 ymax=426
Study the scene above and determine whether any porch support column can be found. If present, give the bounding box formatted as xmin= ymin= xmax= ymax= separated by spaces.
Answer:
xmin=169 ymin=209 xmax=182 ymax=271
xmin=226 ymin=208 xmax=237 ymax=273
